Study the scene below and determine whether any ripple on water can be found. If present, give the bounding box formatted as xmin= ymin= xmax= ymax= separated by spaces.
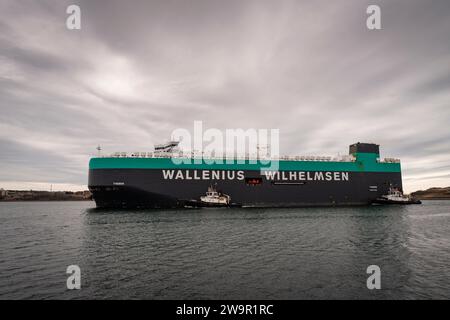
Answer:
xmin=0 ymin=200 xmax=449 ymax=299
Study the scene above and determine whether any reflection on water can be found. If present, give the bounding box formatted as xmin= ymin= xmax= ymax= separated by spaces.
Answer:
xmin=0 ymin=201 xmax=449 ymax=299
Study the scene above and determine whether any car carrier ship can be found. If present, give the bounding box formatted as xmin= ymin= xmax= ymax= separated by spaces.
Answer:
xmin=88 ymin=142 xmax=405 ymax=208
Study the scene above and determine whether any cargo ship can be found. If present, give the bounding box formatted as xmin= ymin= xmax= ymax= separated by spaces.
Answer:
xmin=88 ymin=142 xmax=404 ymax=208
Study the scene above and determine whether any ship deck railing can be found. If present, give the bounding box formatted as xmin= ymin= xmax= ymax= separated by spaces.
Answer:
xmin=103 ymin=152 xmax=400 ymax=163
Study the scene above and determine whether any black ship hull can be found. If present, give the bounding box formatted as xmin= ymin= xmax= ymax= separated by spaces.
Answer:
xmin=88 ymin=168 xmax=403 ymax=209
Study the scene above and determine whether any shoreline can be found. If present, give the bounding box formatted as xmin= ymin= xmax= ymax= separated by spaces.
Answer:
xmin=0 ymin=189 xmax=92 ymax=202
xmin=2 ymin=187 xmax=449 ymax=202
xmin=1 ymin=199 xmax=449 ymax=203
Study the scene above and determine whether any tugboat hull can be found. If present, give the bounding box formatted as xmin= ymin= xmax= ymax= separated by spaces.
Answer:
xmin=184 ymin=199 xmax=240 ymax=208
xmin=372 ymin=198 xmax=422 ymax=205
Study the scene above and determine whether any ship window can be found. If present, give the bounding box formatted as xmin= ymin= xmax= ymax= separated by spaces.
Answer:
xmin=245 ymin=177 xmax=262 ymax=186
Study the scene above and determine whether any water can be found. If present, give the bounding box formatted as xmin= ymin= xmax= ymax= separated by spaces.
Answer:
xmin=0 ymin=201 xmax=449 ymax=300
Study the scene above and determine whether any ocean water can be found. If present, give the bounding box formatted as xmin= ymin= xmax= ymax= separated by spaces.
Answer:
xmin=0 ymin=200 xmax=449 ymax=300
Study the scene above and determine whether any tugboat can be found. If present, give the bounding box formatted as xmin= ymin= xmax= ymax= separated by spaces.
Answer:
xmin=372 ymin=187 xmax=421 ymax=205
xmin=184 ymin=185 xmax=234 ymax=208
xmin=199 ymin=185 xmax=231 ymax=207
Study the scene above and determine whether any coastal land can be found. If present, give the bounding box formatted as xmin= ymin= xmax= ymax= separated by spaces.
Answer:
xmin=411 ymin=187 xmax=450 ymax=200
xmin=0 ymin=189 xmax=92 ymax=201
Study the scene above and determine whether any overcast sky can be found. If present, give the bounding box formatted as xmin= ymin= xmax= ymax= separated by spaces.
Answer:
xmin=1 ymin=0 xmax=449 ymax=192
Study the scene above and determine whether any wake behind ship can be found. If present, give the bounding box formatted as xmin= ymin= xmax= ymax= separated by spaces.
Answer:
xmin=88 ymin=142 xmax=403 ymax=208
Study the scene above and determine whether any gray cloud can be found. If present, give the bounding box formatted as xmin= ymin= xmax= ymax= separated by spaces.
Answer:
xmin=0 ymin=0 xmax=449 ymax=192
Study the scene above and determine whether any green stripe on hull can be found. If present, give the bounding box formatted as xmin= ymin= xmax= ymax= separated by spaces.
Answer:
xmin=89 ymin=153 xmax=401 ymax=173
